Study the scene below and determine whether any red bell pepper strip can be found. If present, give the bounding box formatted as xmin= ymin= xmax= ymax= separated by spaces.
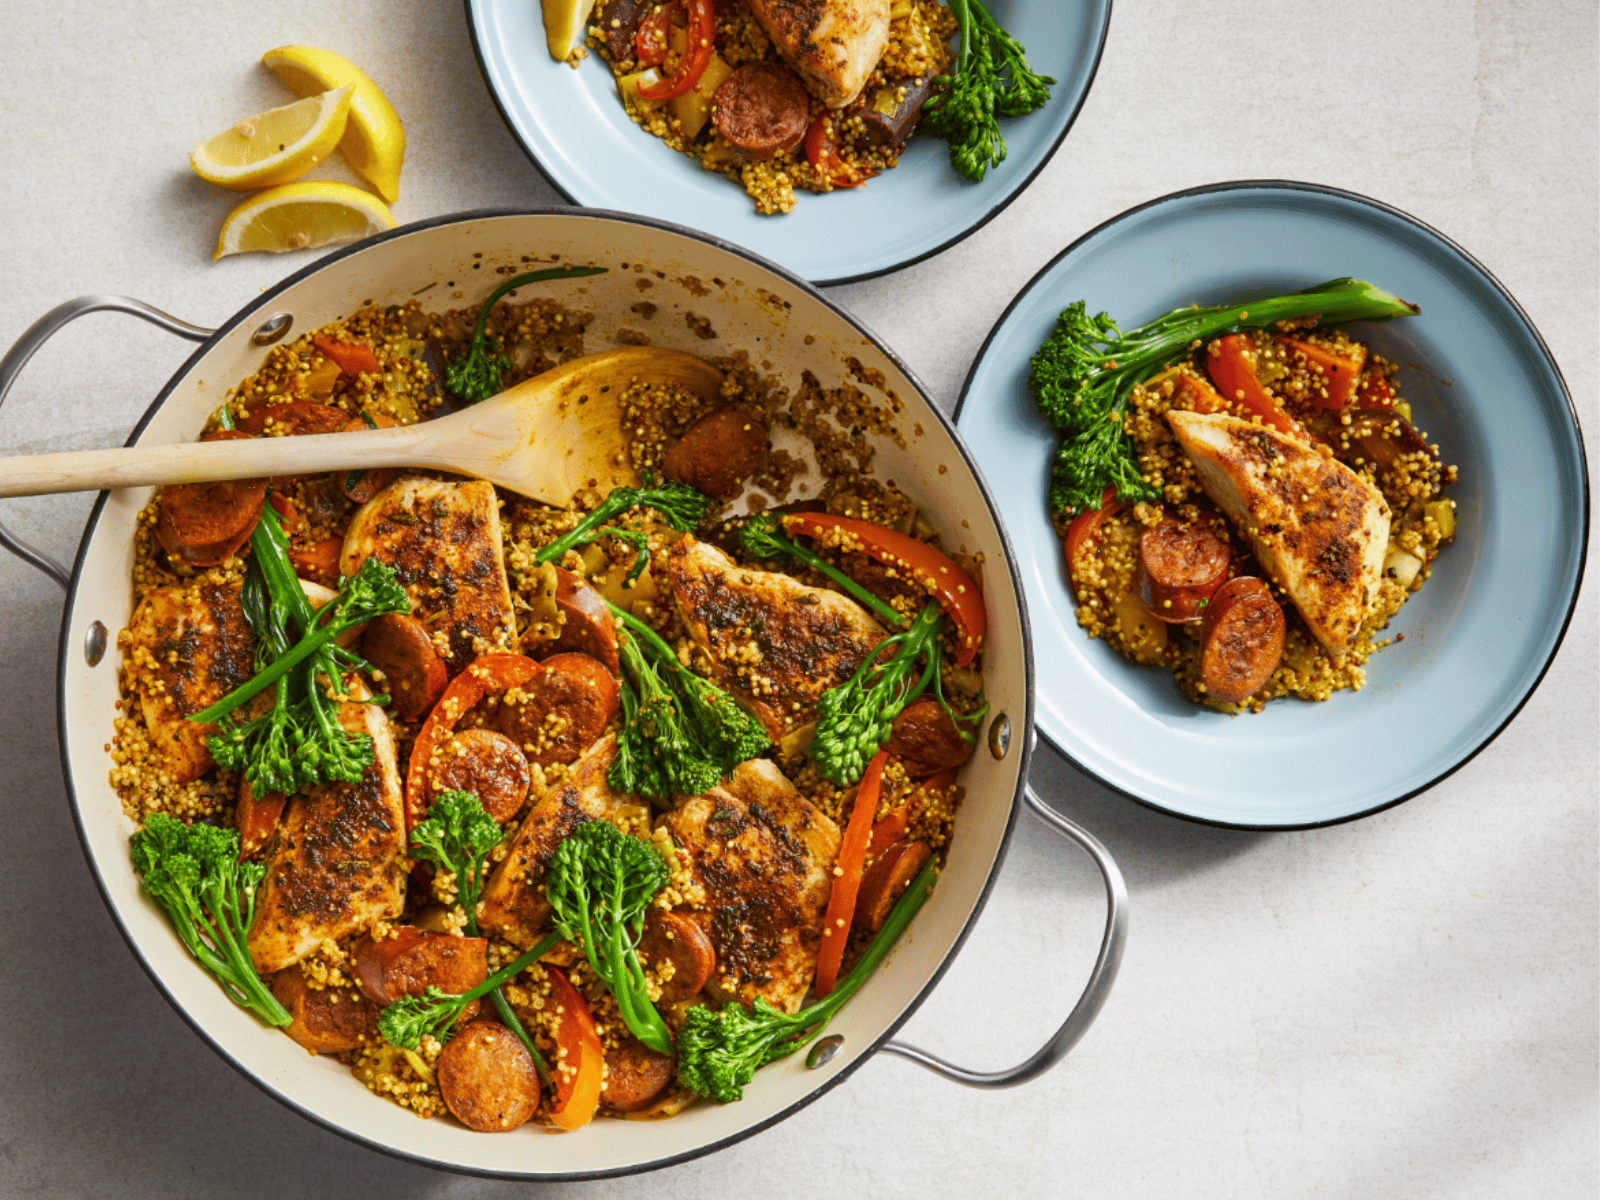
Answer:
xmin=779 ymin=512 xmax=986 ymax=667
xmin=638 ymin=0 xmax=714 ymax=101
xmin=814 ymin=748 xmax=889 ymax=998
xmin=404 ymin=652 xmax=540 ymax=830
xmin=1278 ymin=336 xmax=1365 ymax=410
xmin=1173 ymin=372 xmax=1229 ymax=414
xmin=867 ymin=765 xmax=956 ymax=858
xmin=1062 ymin=485 xmax=1123 ymax=598
xmin=635 ymin=2 xmax=676 ymax=68
xmin=1205 ymin=334 xmax=1299 ymax=436
xmin=804 ymin=113 xmax=873 ymax=188
xmin=313 ymin=336 xmax=382 ymax=377
xmin=1356 ymin=372 xmax=1396 ymax=408
xmin=546 ymin=966 xmax=604 ymax=1131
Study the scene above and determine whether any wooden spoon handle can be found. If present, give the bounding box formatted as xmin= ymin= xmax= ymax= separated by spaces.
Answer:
xmin=0 ymin=425 xmax=435 ymax=497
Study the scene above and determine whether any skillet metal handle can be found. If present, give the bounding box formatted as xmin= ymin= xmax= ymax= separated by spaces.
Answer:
xmin=880 ymin=784 xmax=1128 ymax=1088
xmin=0 ymin=296 xmax=214 ymax=590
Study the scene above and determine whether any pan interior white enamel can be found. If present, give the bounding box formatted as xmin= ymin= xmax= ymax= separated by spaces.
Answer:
xmin=58 ymin=213 xmax=1027 ymax=1175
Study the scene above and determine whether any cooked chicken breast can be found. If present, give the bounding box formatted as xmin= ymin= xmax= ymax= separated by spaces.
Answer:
xmin=125 ymin=579 xmax=257 ymax=784
xmin=665 ymin=537 xmax=884 ymax=741
xmin=477 ymin=734 xmax=631 ymax=949
xmin=665 ymin=758 xmax=839 ymax=1013
xmin=340 ymin=477 xmax=518 ymax=677
xmin=1167 ymin=410 xmax=1391 ymax=654
xmin=746 ymin=0 xmax=890 ymax=108
xmin=248 ymin=678 xmax=407 ymax=973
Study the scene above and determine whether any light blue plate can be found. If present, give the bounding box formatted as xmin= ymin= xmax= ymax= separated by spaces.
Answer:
xmin=955 ymin=182 xmax=1589 ymax=828
xmin=465 ymin=0 xmax=1109 ymax=285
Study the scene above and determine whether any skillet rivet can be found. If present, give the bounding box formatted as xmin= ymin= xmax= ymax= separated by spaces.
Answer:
xmin=988 ymin=712 xmax=1011 ymax=760
xmin=806 ymin=1035 xmax=844 ymax=1069
xmin=84 ymin=621 xmax=108 ymax=667
xmin=250 ymin=313 xmax=293 ymax=346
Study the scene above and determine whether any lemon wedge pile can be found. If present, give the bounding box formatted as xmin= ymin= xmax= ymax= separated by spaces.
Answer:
xmin=191 ymin=46 xmax=406 ymax=259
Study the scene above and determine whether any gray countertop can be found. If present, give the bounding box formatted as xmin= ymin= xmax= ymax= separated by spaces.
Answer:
xmin=0 ymin=2 xmax=1594 ymax=1197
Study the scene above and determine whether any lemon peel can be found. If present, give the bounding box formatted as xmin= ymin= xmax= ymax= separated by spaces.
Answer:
xmin=262 ymin=46 xmax=406 ymax=203
xmin=190 ymin=87 xmax=353 ymax=191
xmin=214 ymin=181 xmax=396 ymax=260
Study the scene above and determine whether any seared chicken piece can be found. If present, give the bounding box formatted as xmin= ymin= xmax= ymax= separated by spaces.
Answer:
xmin=665 ymin=537 xmax=884 ymax=741
xmin=340 ymin=477 xmax=517 ymax=677
xmin=248 ymin=678 xmax=407 ymax=973
xmin=125 ymin=578 xmax=256 ymax=784
xmin=746 ymin=0 xmax=891 ymax=108
xmin=1167 ymin=410 xmax=1391 ymax=654
xmin=665 ymin=758 xmax=840 ymax=1013
xmin=478 ymin=734 xmax=631 ymax=949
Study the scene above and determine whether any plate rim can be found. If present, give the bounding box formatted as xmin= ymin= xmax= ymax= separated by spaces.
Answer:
xmin=953 ymin=177 xmax=1591 ymax=832
xmin=461 ymin=0 xmax=1114 ymax=288
xmin=53 ymin=205 xmax=1039 ymax=1180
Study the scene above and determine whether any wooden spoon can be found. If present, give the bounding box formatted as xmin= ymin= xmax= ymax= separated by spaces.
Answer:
xmin=0 ymin=347 xmax=724 ymax=505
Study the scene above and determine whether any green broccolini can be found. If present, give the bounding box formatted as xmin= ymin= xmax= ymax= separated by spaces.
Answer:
xmin=921 ymin=0 xmax=1054 ymax=182
xmin=129 ymin=813 xmax=290 ymax=1027
xmin=408 ymin=789 xmax=551 ymax=1083
xmin=378 ymin=931 xmax=565 ymax=1052
xmin=739 ymin=512 xmax=907 ymax=628
xmin=444 ymin=265 xmax=610 ymax=403
xmin=544 ymin=819 xmax=674 ymax=1057
xmin=534 ymin=476 xmax=710 ymax=586
xmin=193 ymin=502 xmax=410 ymax=796
xmin=677 ymin=856 xmax=938 ymax=1102
xmin=1030 ymin=278 xmax=1422 ymax=516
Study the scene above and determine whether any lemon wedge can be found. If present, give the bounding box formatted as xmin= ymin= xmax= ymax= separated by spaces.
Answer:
xmin=262 ymin=46 xmax=406 ymax=203
xmin=190 ymin=86 xmax=353 ymax=191
xmin=214 ymin=181 xmax=396 ymax=260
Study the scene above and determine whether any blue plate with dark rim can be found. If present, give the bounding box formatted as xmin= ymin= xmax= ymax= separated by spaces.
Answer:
xmin=955 ymin=181 xmax=1589 ymax=829
xmin=465 ymin=0 xmax=1110 ymax=286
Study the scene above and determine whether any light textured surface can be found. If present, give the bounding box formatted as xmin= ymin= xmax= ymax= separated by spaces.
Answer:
xmin=0 ymin=2 xmax=1593 ymax=1197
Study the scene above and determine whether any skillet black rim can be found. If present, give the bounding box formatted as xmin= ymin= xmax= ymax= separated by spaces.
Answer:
xmin=460 ymin=0 xmax=1113 ymax=289
xmin=951 ymin=177 xmax=1590 ymax=832
xmin=55 ymin=206 xmax=1039 ymax=1180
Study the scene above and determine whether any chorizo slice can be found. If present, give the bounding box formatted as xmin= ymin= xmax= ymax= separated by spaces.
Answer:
xmin=362 ymin=613 xmax=448 ymax=722
xmin=853 ymin=840 xmax=931 ymax=932
xmin=429 ymin=727 xmax=532 ymax=823
xmin=527 ymin=566 xmax=620 ymax=674
xmin=238 ymin=400 xmax=349 ymax=437
xmin=493 ymin=652 xmax=620 ymax=769
xmin=438 ymin=1020 xmax=541 ymax=1131
xmin=236 ymin=775 xmax=287 ymax=859
xmin=271 ymin=969 xmax=380 ymax=1054
xmin=1136 ymin=517 xmax=1231 ymax=624
xmin=351 ymin=927 xmax=488 ymax=1024
xmin=155 ymin=432 xmax=266 ymax=567
xmin=638 ymin=909 xmax=716 ymax=1003
xmin=712 ymin=62 xmax=811 ymax=162
xmin=601 ymin=1035 xmax=677 ymax=1114
xmin=883 ymin=696 xmax=975 ymax=778
xmin=662 ymin=406 xmax=769 ymax=498
xmin=1198 ymin=577 xmax=1286 ymax=704
xmin=338 ymin=412 xmax=400 ymax=504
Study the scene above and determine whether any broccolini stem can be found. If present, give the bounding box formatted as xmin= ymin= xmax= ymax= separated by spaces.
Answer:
xmin=739 ymin=513 xmax=907 ymax=628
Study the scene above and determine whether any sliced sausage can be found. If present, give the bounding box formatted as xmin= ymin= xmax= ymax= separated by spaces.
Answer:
xmin=638 ymin=909 xmax=716 ymax=1003
xmin=712 ymin=62 xmax=811 ymax=162
xmin=155 ymin=432 xmax=266 ymax=567
xmin=883 ymin=696 xmax=975 ymax=778
xmin=1198 ymin=577 xmax=1286 ymax=704
xmin=271 ymin=970 xmax=380 ymax=1054
xmin=429 ymin=727 xmax=532 ymax=823
xmin=1136 ymin=517 xmax=1231 ymax=624
xmin=493 ymin=652 xmax=620 ymax=769
xmin=601 ymin=1035 xmax=677 ymax=1113
xmin=855 ymin=74 xmax=936 ymax=147
xmin=545 ymin=566 xmax=620 ymax=674
xmin=602 ymin=0 xmax=648 ymax=61
xmin=854 ymin=840 xmax=932 ymax=932
xmin=289 ymin=535 xmax=343 ymax=587
xmin=351 ymin=927 xmax=488 ymax=1023
xmin=438 ymin=1020 xmax=541 ymax=1131
xmin=338 ymin=412 xmax=400 ymax=505
xmin=662 ymin=406 xmax=769 ymax=498
xmin=362 ymin=613 xmax=448 ymax=722
xmin=238 ymin=400 xmax=349 ymax=437
xmin=236 ymin=775 xmax=286 ymax=858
